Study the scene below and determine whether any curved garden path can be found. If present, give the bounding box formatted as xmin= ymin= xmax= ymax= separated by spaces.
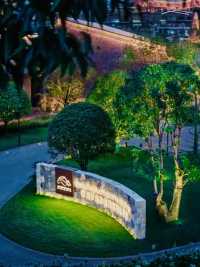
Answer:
xmin=0 ymin=141 xmax=200 ymax=266
xmin=0 ymin=142 xmax=50 ymax=208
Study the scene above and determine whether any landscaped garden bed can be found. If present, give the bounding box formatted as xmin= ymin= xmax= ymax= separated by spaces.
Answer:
xmin=0 ymin=181 xmax=135 ymax=257
xmin=0 ymin=148 xmax=199 ymax=257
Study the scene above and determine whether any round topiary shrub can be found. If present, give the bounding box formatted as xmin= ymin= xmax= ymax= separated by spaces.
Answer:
xmin=48 ymin=102 xmax=116 ymax=170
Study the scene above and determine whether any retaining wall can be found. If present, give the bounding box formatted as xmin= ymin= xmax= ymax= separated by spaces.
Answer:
xmin=66 ymin=19 xmax=168 ymax=73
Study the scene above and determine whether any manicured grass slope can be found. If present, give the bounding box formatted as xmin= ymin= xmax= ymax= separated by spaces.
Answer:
xmin=60 ymin=153 xmax=200 ymax=250
xmin=0 ymin=151 xmax=199 ymax=256
xmin=0 ymin=183 xmax=135 ymax=257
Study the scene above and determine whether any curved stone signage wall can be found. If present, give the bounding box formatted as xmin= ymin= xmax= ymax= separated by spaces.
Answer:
xmin=36 ymin=163 xmax=146 ymax=239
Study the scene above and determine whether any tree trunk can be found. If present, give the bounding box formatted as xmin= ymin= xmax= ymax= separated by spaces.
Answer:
xmin=31 ymin=76 xmax=44 ymax=107
xmin=166 ymin=162 xmax=184 ymax=222
xmin=156 ymin=173 xmax=168 ymax=220
xmin=64 ymin=85 xmax=70 ymax=105
xmin=23 ymin=74 xmax=32 ymax=99
xmin=157 ymin=132 xmax=164 ymax=195
xmin=156 ymin=166 xmax=184 ymax=223
xmin=153 ymin=179 xmax=158 ymax=195
xmin=166 ymin=132 xmax=169 ymax=155
xmin=165 ymin=128 xmax=184 ymax=223
xmin=156 ymin=196 xmax=168 ymax=220
xmin=146 ymin=136 xmax=158 ymax=194
xmin=193 ymin=93 xmax=198 ymax=154
xmin=156 ymin=128 xmax=184 ymax=223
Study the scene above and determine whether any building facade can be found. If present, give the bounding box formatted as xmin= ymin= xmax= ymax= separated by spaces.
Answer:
xmin=135 ymin=0 xmax=200 ymax=11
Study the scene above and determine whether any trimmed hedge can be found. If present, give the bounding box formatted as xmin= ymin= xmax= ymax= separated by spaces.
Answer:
xmin=0 ymin=115 xmax=53 ymax=134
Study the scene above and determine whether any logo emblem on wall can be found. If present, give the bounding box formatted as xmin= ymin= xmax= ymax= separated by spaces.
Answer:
xmin=55 ymin=168 xmax=74 ymax=197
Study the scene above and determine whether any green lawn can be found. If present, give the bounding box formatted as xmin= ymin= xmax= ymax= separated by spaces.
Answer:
xmin=59 ymin=152 xmax=200 ymax=251
xmin=0 ymin=150 xmax=199 ymax=257
xmin=0 ymin=183 xmax=135 ymax=257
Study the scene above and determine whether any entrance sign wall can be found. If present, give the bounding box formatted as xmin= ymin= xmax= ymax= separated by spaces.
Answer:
xmin=55 ymin=167 xmax=74 ymax=197
xmin=36 ymin=163 xmax=146 ymax=239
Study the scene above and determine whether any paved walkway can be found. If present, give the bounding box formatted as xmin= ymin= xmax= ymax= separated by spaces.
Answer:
xmin=0 ymin=142 xmax=50 ymax=208
xmin=122 ymin=126 xmax=199 ymax=152
xmin=0 ymin=143 xmax=62 ymax=266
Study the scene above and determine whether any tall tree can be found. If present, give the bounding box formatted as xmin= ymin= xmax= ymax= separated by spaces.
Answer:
xmin=48 ymin=102 xmax=116 ymax=170
xmin=87 ymin=70 xmax=128 ymax=142
xmin=116 ymin=62 xmax=198 ymax=222
xmin=0 ymin=83 xmax=31 ymax=136
xmin=167 ymin=42 xmax=200 ymax=154
xmin=0 ymin=0 xmax=128 ymax=95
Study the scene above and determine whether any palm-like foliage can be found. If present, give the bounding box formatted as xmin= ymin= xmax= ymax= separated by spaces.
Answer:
xmin=1 ymin=0 xmax=125 ymax=92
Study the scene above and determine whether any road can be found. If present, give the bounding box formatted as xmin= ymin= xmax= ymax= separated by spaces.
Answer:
xmin=0 ymin=143 xmax=62 ymax=266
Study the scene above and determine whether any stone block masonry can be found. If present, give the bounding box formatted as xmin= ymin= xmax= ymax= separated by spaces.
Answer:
xmin=36 ymin=163 xmax=146 ymax=239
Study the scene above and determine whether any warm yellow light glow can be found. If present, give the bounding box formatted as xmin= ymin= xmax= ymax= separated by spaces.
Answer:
xmin=76 ymin=176 xmax=132 ymax=221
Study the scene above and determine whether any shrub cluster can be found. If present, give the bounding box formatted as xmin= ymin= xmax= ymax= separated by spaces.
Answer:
xmin=0 ymin=115 xmax=53 ymax=134
xmin=48 ymin=102 xmax=116 ymax=170
xmin=0 ymin=84 xmax=32 ymax=128
xmin=106 ymin=251 xmax=200 ymax=267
